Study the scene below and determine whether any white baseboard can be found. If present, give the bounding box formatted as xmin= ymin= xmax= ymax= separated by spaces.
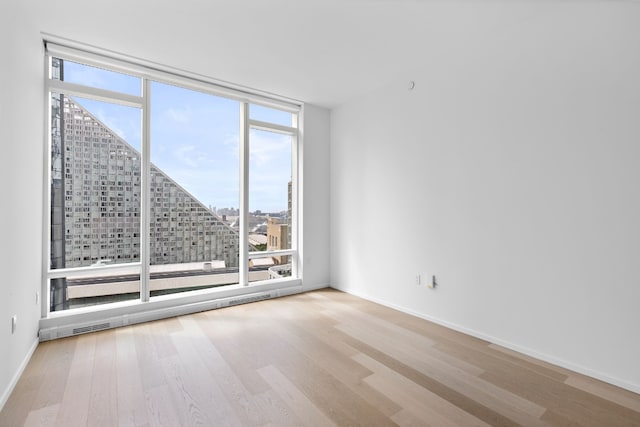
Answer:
xmin=302 ymin=282 xmax=331 ymax=292
xmin=0 ymin=338 xmax=39 ymax=412
xmin=335 ymin=286 xmax=640 ymax=395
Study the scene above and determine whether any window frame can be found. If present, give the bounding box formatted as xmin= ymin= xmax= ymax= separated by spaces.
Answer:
xmin=42 ymin=39 xmax=303 ymax=321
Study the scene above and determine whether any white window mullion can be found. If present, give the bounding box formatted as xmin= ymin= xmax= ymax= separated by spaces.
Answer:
xmin=43 ymin=42 xmax=302 ymax=318
xmin=46 ymin=79 xmax=143 ymax=109
xmin=291 ymin=111 xmax=301 ymax=280
xmin=42 ymin=56 xmax=53 ymax=317
xmin=239 ymin=102 xmax=250 ymax=286
xmin=248 ymin=249 xmax=296 ymax=259
xmin=248 ymin=119 xmax=297 ymax=136
xmin=140 ymin=78 xmax=151 ymax=301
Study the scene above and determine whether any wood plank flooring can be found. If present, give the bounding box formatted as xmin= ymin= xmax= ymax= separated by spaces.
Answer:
xmin=2 ymin=288 xmax=639 ymax=426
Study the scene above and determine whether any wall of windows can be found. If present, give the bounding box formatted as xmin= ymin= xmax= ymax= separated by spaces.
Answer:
xmin=44 ymin=42 xmax=300 ymax=315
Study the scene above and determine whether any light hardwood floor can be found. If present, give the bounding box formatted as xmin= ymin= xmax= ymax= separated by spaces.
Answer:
xmin=2 ymin=289 xmax=639 ymax=426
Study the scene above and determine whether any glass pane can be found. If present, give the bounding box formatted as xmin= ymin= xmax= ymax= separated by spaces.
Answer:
xmin=53 ymin=57 xmax=141 ymax=96
xmin=53 ymin=270 xmax=141 ymax=311
xmin=49 ymin=90 xmax=141 ymax=311
xmin=149 ymin=81 xmax=241 ymax=294
xmin=250 ymin=104 xmax=294 ymax=127
xmin=249 ymin=255 xmax=291 ymax=282
xmin=248 ymin=129 xmax=292 ymax=283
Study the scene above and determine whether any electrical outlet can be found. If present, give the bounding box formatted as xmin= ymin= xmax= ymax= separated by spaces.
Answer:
xmin=11 ymin=315 xmax=17 ymax=334
xmin=427 ymin=275 xmax=437 ymax=289
xmin=416 ymin=274 xmax=421 ymax=286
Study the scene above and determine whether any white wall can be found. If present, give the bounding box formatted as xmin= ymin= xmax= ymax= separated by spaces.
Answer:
xmin=302 ymin=105 xmax=331 ymax=289
xmin=330 ymin=3 xmax=640 ymax=392
xmin=0 ymin=2 xmax=45 ymax=408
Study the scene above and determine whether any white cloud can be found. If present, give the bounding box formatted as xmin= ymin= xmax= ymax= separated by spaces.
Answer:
xmin=165 ymin=107 xmax=191 ymax=125
xmin=173 ymin=145 xmax=199 ymax=168
xmin=249 ymin=131 xmax=291 ymax=167
xmin=94 ymin=109 xmax=126 ymax=139
xmin=66 ymin=67 xmax=106 ymax=89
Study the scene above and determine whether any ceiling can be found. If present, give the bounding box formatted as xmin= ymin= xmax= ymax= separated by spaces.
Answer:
xmin=17 ymin=0 xmax=635 ymax=108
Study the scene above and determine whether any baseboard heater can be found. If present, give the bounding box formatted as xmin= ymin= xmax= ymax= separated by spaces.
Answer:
xmin=40 ymin=285 xmax=302 ymax=341
xmin=227 ymin=293 xmax=272 ymax=306
xmin=72 ymin=323 xmax=111 ymax=335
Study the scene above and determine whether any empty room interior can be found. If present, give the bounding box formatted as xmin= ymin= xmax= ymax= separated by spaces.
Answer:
xmin=1 ymin=0 xmax=640 ymax=425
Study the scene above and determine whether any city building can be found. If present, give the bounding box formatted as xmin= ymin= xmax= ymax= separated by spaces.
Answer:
xmin=48 ymin=94 xmax=246 ymax=309
xmin=266 ymin=217 xmax=289 ymax=264
xmin=57 ymin=96 xmax=240 ymax=269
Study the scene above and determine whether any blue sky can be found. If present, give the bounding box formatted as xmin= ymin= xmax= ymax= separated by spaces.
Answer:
xmin=65 ymin=60 xmax=292 ymax=213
